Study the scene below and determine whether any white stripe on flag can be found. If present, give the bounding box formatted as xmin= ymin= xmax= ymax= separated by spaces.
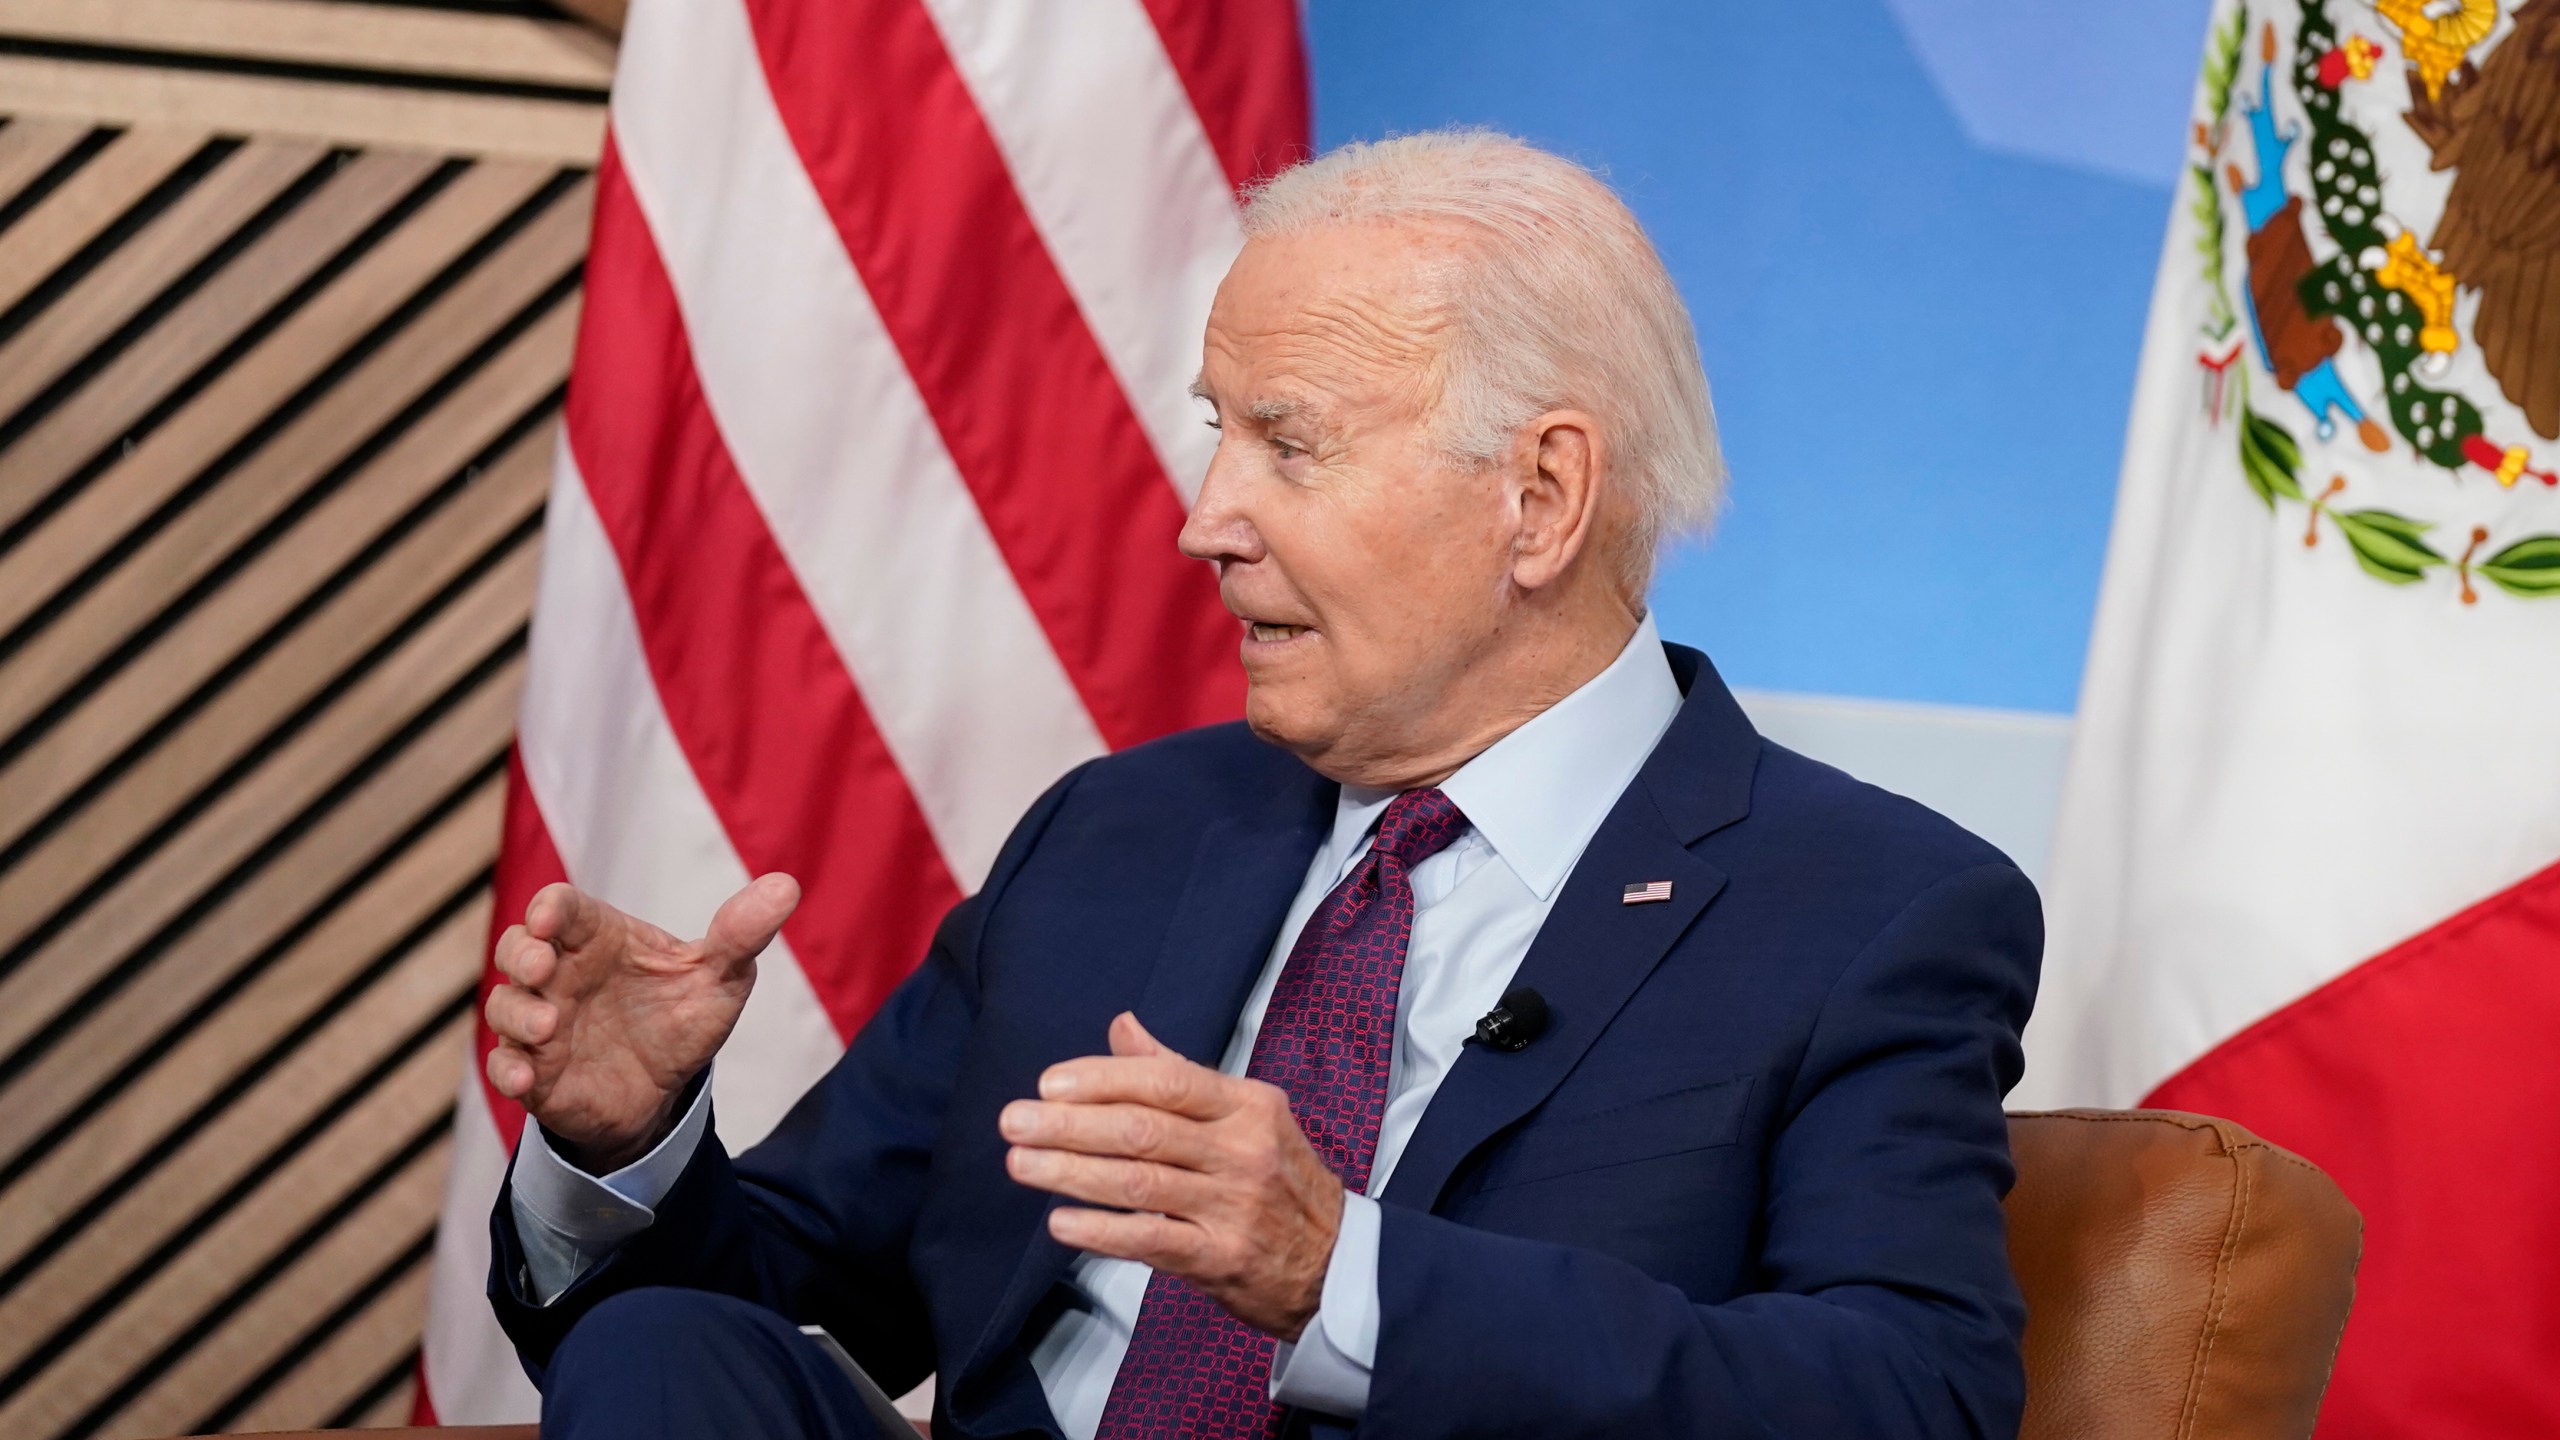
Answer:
xmin=419 ymin=1074 xmax=540 ymax=1424
xmin=610 ymin=0 xmax=1109 ymax=890
xmin=917 ymin=0 xmax=1243 ymax=506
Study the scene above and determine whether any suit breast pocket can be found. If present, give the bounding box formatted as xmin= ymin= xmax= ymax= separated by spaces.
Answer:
xmin=1472 ymin=1075 xmax=1755 ymax=1192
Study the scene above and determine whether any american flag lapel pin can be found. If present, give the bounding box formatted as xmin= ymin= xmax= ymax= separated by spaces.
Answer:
xmin=1622 ymin=880 xmax=1674 ymax=905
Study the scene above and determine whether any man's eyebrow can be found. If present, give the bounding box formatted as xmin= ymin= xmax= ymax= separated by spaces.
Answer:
xmin=1187 ymin=377 xmax=1306 ymax=425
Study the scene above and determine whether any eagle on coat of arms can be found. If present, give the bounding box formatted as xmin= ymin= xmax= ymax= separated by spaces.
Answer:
xmin=2189 ymin=0 xmax=2560 ymax=600
xmin=2407 ymin=0 xmax=2560 ymax=442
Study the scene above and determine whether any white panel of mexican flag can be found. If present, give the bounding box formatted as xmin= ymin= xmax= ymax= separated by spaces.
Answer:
xmin=2025 ymin=1 xmax=2560 ymax=1432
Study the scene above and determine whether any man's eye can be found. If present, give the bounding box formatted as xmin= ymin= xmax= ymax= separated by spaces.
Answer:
xmin=1271 ymin=439 xmax=1303 ymax=459
xmin=1202 ymin=416 xmax=1222 ymax=431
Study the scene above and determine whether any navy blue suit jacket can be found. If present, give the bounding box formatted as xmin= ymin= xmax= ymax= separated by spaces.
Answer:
xmin=489 ymin=645 xmax=2043 ymax=1438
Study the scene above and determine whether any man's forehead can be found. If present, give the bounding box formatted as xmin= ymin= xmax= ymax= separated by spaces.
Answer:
xmin=1217 ymin=231 xmax=1449 ymax=330
xmin=1200 ymin=251 xmax=1446 ymax=416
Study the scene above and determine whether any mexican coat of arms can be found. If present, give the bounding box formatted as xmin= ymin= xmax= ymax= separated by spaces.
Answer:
xmin=2191 ymin=0 xmax=2560 ymax=600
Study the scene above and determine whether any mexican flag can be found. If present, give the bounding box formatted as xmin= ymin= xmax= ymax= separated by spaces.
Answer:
xmin=2023 ymin=1 xmax=2560 ymax=1433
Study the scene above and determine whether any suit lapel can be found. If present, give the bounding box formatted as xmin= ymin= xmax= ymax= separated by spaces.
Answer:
xmin=1130 ymin=796 xmax=1335 ymax=1065
xmin=1383 ymin=643 xmax=1762 ymax=1212
xmin=1380 ymin=791 xmax=1724 ymax=1211
xmin=956 ymin=762 xmax=1333 ymax=1405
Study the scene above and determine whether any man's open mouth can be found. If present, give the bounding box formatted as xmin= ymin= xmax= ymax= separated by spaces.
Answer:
xmin=1247 ymin=623 xmax=1310 ymax=643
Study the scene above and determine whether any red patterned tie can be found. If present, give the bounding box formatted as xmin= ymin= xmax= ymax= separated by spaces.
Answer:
xmin=1092 ymin=788 xmax=1470 ymax=1440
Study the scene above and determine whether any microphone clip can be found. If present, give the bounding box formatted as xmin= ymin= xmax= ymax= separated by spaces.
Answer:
xmin=1469 ymin=986 xmax=1551 ymax=1053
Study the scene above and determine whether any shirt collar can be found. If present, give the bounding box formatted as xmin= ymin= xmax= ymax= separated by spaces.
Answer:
xmin=1328 ymin=612 xmax=1685 ymax=900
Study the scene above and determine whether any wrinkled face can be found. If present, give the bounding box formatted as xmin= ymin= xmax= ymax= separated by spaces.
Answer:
xmin=1179 ymin=226 xmax=1519 ymax=781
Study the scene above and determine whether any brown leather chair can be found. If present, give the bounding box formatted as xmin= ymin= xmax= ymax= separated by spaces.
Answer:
xmin=2005 ymin=1109 xmax=2359 ymax=1440
xmin=205 ymin=1109 xmax=2357 ymax=1440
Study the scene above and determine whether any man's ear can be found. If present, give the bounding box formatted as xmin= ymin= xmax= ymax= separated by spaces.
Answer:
xmin=1511 ymin=411 xmax=1603 ymax=591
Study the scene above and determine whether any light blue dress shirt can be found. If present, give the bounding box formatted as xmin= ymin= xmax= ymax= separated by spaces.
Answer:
xmin=510 ymin=612 xmax=1683 ymax=1435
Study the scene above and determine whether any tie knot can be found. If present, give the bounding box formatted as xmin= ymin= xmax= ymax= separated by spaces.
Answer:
xmin=1372 ymin=788 xmax=1467 ymax=868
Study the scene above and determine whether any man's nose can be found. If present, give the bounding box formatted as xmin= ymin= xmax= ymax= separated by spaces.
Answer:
xmin=1178 ymin=453 xmax=1262 ymax=565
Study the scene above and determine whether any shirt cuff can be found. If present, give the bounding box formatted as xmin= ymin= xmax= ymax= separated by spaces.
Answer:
xmin=507 ymin=1074 xmax=713 ymax=1304
xmin=1268 ymin=1191 xmax=1380 ymax=1417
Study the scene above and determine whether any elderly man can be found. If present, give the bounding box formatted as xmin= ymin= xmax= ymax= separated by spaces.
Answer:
xmin=483 ymin=131 xmax=2040 ymax=1440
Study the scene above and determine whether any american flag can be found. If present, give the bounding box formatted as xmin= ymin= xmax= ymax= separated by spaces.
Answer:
xmin=414 ymin=0 xmax=1306 ymax=1421
xmin=1621 ymin=881 xmax=1674 ymax=905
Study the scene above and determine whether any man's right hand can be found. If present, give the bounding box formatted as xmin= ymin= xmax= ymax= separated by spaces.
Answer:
xmin=484 ymin=873 xmax=801 ymax=1174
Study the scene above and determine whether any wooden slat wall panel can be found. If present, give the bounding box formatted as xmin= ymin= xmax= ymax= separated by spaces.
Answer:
xmin=0 ymin=139 xmax=332 ymax=417
xmin=0 ymin=159 xmax=556 ymax=630
xmin=0 ymin=564 xmax=536 ymax=1162
xmin=0 ymin=197 xmax=585 ymax=744
xmin=0 ymin=932 xmax=483 ymax=1384
xmin=224 ymin=1260 xmax=436 ymax=1433
xmin=0 ymin=335 xmax=565 ymax=942
xmin=0 ymin=128 xmax=208 ymax=322
xmin=0 ymin=792 xmax=502 ymax=1268
xmin=0 ymin=434 xmax=551 ymax=898
xmin=0 ymin=2 xmax=606 ymax=1433
xmin=0 ymin=148 xmax=446 ymax=510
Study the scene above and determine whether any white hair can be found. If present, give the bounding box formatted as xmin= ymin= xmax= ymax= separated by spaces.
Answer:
xmin=1240 ymin=129 xmax=1726 ymax=591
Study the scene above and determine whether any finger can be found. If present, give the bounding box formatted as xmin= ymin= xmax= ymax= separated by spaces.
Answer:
xmin=1046 ymin=1206 xmax=1206 ymax=1274
xmin=525 ymin=882 xmax=604 ymax=949
xmin=486 ymin=1042 xmax=538 ymax=1100
xmin=493 ymin=926 xmax=558 ymax=990
xmin=1108 ymin=1011 xmax=1174 ymax=1059
xmin=999 ymin=1099 xmax=1219 ymax=1168
xmin=492 ymin=924 xmax=529 ymax=982
xmin=1038 ymin=1053 xmax=1234 ymax=1119
xmin=484 ymin=983 xmax=560 ymax=1047
xmin=1006 ymin=1146 xmax=1214 ymax=1217
xmin=702 ymin=872 xmax=801 ymax=967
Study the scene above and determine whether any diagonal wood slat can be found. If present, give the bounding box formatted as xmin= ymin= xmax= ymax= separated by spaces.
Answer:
xmin=94 ymin=1136 xmax=456 ymax=1440
xmin=0 ymin=55 xmax=606 ymax=163
xmin=0 ymin=116 xmax=89 ymax=210
xmin=348 ymin=1377 xmax=420 ymax=1431
xmin=0 ymin=0 xmax=615 ymax=90
xmin=0 ymin=1050 xmax=464 ymax=1438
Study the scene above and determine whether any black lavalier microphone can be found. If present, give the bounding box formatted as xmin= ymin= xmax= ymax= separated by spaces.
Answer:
xmin=1470 ymin=986 xmax=1551 ymax=1053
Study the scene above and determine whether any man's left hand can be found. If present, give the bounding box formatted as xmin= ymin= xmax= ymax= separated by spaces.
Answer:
xmin=1001 ymin=1012 xmax=1344 ymax=1341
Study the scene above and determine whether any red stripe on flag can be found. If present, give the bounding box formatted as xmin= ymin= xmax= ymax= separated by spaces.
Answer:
xmin=407 ymin=1354 xmax=437 ymax=1425
xmin=476 ymin=744 xmax=564 ymax=1154
xmin=737 ymin=0 xmax=1243 ymax=751
xmin=1138 ymin=0 xmax=1311 ymax=192
xmin=568 ymin=147 xmax=963 ymax=1037
xmin=2145 ymin=858 xmax=2560 ymax=1436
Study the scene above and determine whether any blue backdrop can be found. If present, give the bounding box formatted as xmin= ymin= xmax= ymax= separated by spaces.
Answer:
xmin=1305 ymin=0 xmax=2213 ymax=714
